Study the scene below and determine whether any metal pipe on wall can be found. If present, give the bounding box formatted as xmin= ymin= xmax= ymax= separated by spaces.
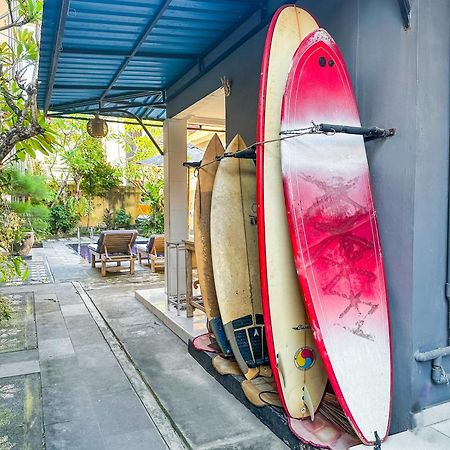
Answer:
xmin=414 ymin=148 xmax=450 ymax=385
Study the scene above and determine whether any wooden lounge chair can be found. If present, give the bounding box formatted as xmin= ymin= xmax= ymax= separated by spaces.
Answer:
xmin=88 ymin=230 xmax=138 ymax=277
xmin=136 ymin=234 xmax=165 ymax=273
xmin=135 ymin=236 xmax=155 ymax=265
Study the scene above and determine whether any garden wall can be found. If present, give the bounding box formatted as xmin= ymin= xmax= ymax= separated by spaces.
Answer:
xmin=77 ymin=186 xmax=144 ymax=228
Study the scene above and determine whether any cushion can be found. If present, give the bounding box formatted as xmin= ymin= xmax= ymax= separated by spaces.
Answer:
xmin=88 ymin=243 xmax=98 ymax=253
xmin=136 ymin=243 xmax=148 ymax=254
xmin=146 ymin=236 xmax=156 ymax=253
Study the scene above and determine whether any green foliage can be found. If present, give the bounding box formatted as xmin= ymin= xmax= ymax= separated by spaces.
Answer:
xmin=3 ymin=167 xmax=51 ymax=200
xmin=63 ymin=135 xmax=121 ymax=198
xmin=102 ymin=208 xmax=115 ymax=229
xmin=111 ymin=122 xmax=162 ymax=186
xmin=0 ymin=0 xmax=56 ymax=163
xmin=141 ymin=175 xmax=164 ymax=211
xmin=135 ymin=171 xmax=164 ymax=236
xmin=137 ymin=213 xmax=164 ymax=236
xmin=0 ymin=297 xmax=12 ymax=323
xmin=114 ymin=209 xmax=131 ymax=229
xmin=0 ymin=200 xmax=29 ymax=285
xmin=49 ymin=203 xmax=80 ymax=235
xmin=2 ymin=168 xmax=51 ymax=240
xmin=10 ymin=202 xmax=50 ymax=240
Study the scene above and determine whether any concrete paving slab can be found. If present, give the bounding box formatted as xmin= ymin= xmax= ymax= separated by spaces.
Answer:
xmin=91 ymin=389 xmax=160 ymax=437
xmin=0 ymin=348 xmax=38 ymax=365
xmin=39 ymin=337 xmax=75 ymax=360
xmin=74 ymin=342 xmax=118 ymax=368
xmin=39 ymin=356 xmax=81 ymax=387
xmin=44 ymin=419 xmax=105 ymax=450
xmin=102 ymin=429 xmax=168 ymax=450
xmin=66 ymin=322 xmax=105 ymax=348
xmin=82 ymin=365 xmax=132 ymax=396
xmin=42 ymin=381 xmax=95 ymax=426
xmin=60 ymin=303 xmax=91 ymax=317
xmin=0 ymin=359 xmax=40 ymax=378
xmin=35 ymin=322 xmax=70 ymax=340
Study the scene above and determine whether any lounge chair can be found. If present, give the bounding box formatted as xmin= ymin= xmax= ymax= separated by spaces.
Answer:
xmin=88 ymin=230 xmax=138 ymax=277
xmin=136 ymin=234 xmax=165 ymax=273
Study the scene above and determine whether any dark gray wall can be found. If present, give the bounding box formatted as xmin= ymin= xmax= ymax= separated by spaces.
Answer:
xmin=167 ymin=0 xmax=450 ymax=434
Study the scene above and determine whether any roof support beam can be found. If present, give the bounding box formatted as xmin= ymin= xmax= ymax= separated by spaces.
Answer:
xmin=44 ymin=0 xmax=71 ymax=113
xmin=61 ymin=47 xmax=197 ymax=60
xmin=53 ymin=85 xmax=163 ymax=92
xmin=99 ymin=0 xmax=173 ymax=103
xmin=98 ymin=102 xmax=166 ymax=114
xmin=108 ymin=109 xmax=163 ymax=155
xmin=50 ymin=91 xmax=164 ymax=112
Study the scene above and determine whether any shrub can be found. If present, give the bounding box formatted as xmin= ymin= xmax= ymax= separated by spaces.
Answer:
xmin=102 ymin=208 xmax=115 ymax=229
xmin=49 ymin=204 xmax=80 ymax=235
xmin=114 ymin=208 xmax=131 ymax=229
xmin=10 ymin=202 xmax=50 ymax=241
xmin=137 ymin=212 xmax=164 ymax=236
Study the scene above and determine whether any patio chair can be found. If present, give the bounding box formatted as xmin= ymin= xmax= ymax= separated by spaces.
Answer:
xmin=136 ymin=234 xmax=165 ymax=272
xmin=88 ymin=230 xmax=138 ymax=277
xmin=135 ymin=236 xmax=155 ymax=265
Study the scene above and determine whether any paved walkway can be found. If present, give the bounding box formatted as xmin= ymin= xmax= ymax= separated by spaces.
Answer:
xmin=5 ymin=239 xmax=450 ymax=449
xmin=0 ymin=240 xmax=288 ymax=449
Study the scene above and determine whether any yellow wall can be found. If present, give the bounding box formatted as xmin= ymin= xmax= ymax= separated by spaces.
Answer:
xmin=78 ymin=187 xmax=144 ymax=228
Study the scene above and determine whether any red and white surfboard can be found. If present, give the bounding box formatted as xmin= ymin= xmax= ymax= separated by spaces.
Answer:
xmin=280 ymin=29 xmax=392 ymax=444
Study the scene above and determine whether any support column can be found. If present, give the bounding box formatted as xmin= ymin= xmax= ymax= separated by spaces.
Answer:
xmin=163 ymin=118 xmax=188 ymax=303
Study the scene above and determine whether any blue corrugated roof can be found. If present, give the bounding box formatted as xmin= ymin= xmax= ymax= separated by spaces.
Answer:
xmin=38 ymin=0 xmax=263 ymax=120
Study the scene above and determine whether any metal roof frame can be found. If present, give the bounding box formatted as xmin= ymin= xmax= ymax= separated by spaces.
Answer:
xmin=38 ymin=0 xmax=265 ymax=121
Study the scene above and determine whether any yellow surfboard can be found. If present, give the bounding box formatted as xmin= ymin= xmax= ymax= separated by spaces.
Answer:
xmin=211 ymin=135 xmax=268 ymax=380
xmin=256 ymin=5 xmax=327 ymax=418
xmin=193 ymin=134 xmax=231 ymax=354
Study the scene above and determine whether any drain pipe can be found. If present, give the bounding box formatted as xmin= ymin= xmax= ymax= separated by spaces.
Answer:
xmin=414 ymin=175 xmax=450 ymax=384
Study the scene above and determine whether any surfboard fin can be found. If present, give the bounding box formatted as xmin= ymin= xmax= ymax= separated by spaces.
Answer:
xmin=302 ymin=385 xmax=315 ymax=421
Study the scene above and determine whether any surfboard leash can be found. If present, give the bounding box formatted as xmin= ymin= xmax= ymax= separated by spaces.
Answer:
xmin=373 ymin=430 xmax=382 ymax=449
xmin=183 ymin=122 xmax=395 ymax=171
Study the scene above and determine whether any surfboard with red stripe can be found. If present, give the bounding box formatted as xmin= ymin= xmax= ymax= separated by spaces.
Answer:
xmin=280 ymin=28 xmax=392 ymax=444
xmin=256 ymin=5 xmax=327 ymax=420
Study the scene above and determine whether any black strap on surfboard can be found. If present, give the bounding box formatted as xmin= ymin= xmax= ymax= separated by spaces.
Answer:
xmin=182 ymin=146 xmax=257 ymax=170
xmin=182 ymin=161 xmax=201 ymax=168
xmin=281 ymin=122 xmax=396 ymax=142
xmin=317 ymin=123 xmax=396 ymax=141
xmin=222 ymin=146 xmax=257 ymax=160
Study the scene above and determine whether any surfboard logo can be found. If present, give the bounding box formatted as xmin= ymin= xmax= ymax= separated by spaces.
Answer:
xmin=294 ymin=347 xmax=316 ymax=370
xmin=292 ymin=324 xmax=311 ymax=331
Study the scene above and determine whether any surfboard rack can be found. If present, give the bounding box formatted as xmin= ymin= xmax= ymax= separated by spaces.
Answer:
xmin=317 ymin=123 xmax=396 ymax=141
xmin=281 ymin=123 xmax=396 ymax=142
xmin=182 ymin=161 xmax=201 ymax=168
xmin=223 ymin=147 xmax=257 ymax=160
